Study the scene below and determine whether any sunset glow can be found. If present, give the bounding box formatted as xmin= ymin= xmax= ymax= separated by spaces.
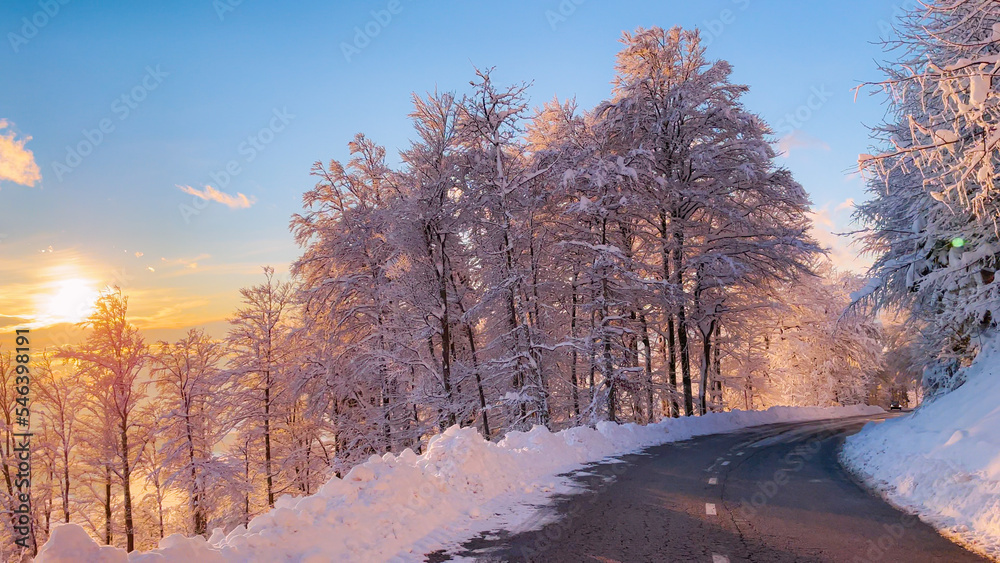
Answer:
xmin=34 ymin=275 xmax=100 ymax=326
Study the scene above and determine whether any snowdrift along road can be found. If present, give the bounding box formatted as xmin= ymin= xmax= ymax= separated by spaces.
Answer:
xmin=843 ymin=334 xmax=1000 ymax=561
xmin=37 ymin=405 xmax=881 ymax=562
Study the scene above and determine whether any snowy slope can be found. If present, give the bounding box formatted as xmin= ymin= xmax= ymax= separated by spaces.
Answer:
xmin=37 ymin=405 xmax=881 ymax=563
xmin=842 ymin=334 xmax=1000 ymax=560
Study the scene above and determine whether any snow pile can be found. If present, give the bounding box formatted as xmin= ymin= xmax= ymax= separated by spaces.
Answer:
xmin=843 ymin=334 xmax=1000 ymax=560
xmin=37 ymin=405 xmax=881 ymax=563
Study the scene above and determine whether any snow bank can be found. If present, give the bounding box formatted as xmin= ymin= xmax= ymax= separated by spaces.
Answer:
xmin=843 ymin=334 xmax=1000 ymax=560
xmin=37 ymin=405 xmax=880 ymax=563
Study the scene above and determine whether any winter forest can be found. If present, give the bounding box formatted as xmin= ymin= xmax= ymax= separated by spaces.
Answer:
xmin=5 ymin=4 xmax=1000 ymax=555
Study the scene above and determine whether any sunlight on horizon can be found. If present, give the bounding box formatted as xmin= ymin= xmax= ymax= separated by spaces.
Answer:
xmin=32 ymin=272 xmax=101 ymax=327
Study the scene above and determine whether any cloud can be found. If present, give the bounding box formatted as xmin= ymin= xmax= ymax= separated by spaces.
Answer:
xmin=834 ymin=198 xmax=856 ymax=213
xmin=177 ymin=184 xmax=256 ymax=209
xmin=806 ymin=200 xmax=873 ymax=273
xmin=0 ymin=119 xmax=41 ymax=187
xmin=776 ymin=130 xmax=831 ymax=157
xmin=160 ymin=253 xmax=210 ymax=269
xmin=0 ymin=315 xmax=31 ymax=329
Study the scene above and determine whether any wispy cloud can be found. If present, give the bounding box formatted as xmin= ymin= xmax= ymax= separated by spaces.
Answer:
xmin=777 ymin=130 xmax=831 ymax=157
xmin=158 ymin=253 xmax=211 ymax=272
xmin=806 ymin=199 xmax=872 ymax=273
xmin=177 ymin=184 xmax=256 ymax=209
xmin=834 ymin=198 xmax=856 ymax=213
xmin=0 ymin=119 xmax=41 ymax=187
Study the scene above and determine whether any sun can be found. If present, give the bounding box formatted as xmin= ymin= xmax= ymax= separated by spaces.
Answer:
xmin=37 ymin=277 xmax=101 ymax=325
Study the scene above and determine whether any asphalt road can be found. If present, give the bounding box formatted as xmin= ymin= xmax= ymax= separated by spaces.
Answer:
xmin=427 ymin=414 xmax=990 ymax=563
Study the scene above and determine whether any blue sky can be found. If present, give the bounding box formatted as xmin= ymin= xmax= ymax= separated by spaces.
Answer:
xmin=0 ymin=0 xmax=900 ymax=339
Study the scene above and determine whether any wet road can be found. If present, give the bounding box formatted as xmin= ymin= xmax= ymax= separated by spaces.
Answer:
xmin=428 ymin=415 xmax=989 ymax=563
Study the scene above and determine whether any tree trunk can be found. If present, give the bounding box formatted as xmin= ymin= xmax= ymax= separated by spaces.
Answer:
xmin=372 ymin=257 xmax=393 ymax=455
xmin=104 ymin=465 xmax=112 ymax=545
xmin=507 ymin=291 xmax=529 ymax=425
xmin=569 ymin=273 xmax=581 ymax=419
xmin=183 ymin=395 xmax=207 ymax=537
xmin=449 ymin=273 xmax=490 ymax=439
xmin=626 ymin=310 xmax=641 ymax=422
xmin=640 ymin=313 xmax=654 ymax=423
xmin=671 ymin=228 xmax=694 ymax=416
xmin=120 ymin=423 xmax=134 ymax=552
xmin=381 ymin=385 xmax=392 ymax=453
xmin=243 ymin=439 xmax=251 ymax=526
xmin=62 ymin=448 xmax=70 ymax=523
xmin=437 ymin=245 xmax=457 ymax=430
xmin=713 ymin=324 xmax=722 ymax=411
xmin=157 ymin=489 xmax=165 ymax=539
xmin=411 ymin=403 xmax=422 ymax=454
xmin=659 ymin=211 xmax=680 ymax=418
xmin=263 ymin=373 xmax=274 ymax=508
xmin=666 ymin=317 xmax=680 ymax=417
xmin=600 ymin=218 xmax=617 ymax=422
xmin=527 ymin=214 xmax=551 ymax=428
xmin=304 ymin=437 xmax=312 ymax=494
xmin=589 ymin=307 xmax=597 ymax=407
xmin=603 ymin=323 xmax=616 ymax=423
xmin=698 ymin=319 xmax=715 ymax=416
xmin=466 ymin=324 xmax=490 ymax=437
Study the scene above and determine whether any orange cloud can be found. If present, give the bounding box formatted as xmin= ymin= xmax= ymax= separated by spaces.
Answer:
xmin=177 ymin=184 xmax=256 ymax=209
xmin=0 ymin=119 xmax=41 ymax=187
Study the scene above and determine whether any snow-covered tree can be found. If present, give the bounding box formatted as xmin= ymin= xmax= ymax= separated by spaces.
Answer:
xmin=571 ymin=26 xmax=820 ymax=417
xmin=226 ymin=267 xmax=294 ymax=510
xmin=458 ymin=69 xmax=552 ymax=429
xmin=57 ymin=289 xmax=149 ymax=553
xmin=395 ymin=89 xmax=494 ymax=436
xmin=150 ymin=329 xmax=230 ymax=536
xmin=856 ymin=0 xmax=1000 ymax=391
xmin=291 ymin=134 xmax=415 ymax=471
xmin=34 ymin=354 xmax=84 ymax=526
xmin=762 ymin=263 xmax=885 ymax=407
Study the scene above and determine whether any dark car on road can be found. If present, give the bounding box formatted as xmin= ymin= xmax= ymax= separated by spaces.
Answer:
xmin=889 ymin=401 xmax=902 ymax=410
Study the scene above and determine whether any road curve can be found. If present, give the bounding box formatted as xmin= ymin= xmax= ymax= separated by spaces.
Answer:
xmin=426 ymin=415 xmax=990 ymax=563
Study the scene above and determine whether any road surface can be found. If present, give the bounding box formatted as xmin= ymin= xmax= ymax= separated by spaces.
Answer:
xmin=427 ymin=414 xmax=989 ymax=563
